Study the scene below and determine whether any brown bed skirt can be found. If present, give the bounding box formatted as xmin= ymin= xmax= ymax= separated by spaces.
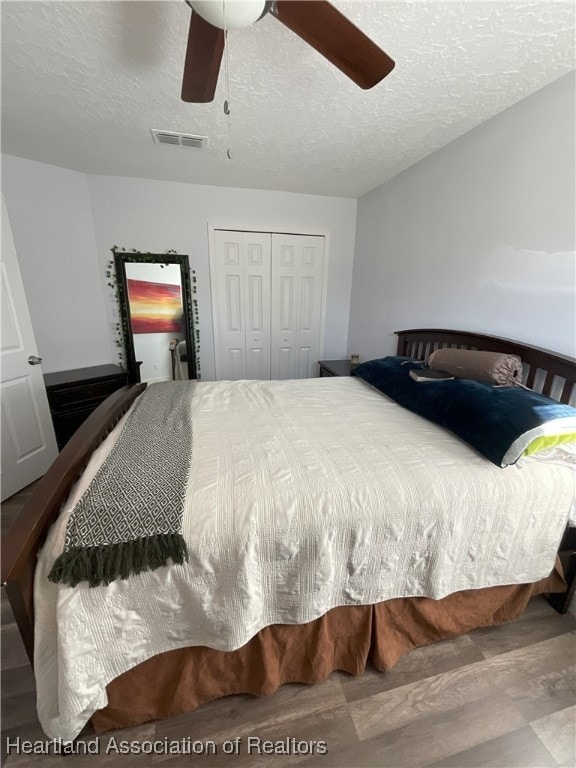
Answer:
xmin=91 ymin=568 xmax=566 ymax=733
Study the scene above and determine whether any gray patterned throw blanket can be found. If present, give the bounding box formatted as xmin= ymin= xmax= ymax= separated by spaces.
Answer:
xmin=48 ymin=382 xmax=192 ymax=587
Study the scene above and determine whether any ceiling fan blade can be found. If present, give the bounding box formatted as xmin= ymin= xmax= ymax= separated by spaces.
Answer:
xmin=272 ymin=1 xmax=395 ymax=90
xmin=181 ymin=10 xmax=225 ymax=103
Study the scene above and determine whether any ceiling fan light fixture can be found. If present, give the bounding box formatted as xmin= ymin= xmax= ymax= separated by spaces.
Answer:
xmin=180 ymin=0 xmax=395 ymax=104
xmin=189 ymin=0 xmax=267 ymax=30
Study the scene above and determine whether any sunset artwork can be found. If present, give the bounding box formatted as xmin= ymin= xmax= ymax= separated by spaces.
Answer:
xmin=127 ymin=279 xmax=184 ymax=334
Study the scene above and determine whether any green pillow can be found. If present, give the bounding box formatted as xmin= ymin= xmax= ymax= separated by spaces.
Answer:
xmin=523 ymin=433 xmax=576 ymax=456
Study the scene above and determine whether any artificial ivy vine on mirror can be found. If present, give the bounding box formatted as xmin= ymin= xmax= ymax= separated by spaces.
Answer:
xmin=106 ymin=247 xmax=201 ymax=379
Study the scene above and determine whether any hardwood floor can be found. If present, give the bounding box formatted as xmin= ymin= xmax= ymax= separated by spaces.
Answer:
xmin=2 ymin=483 xmax=575 ymax=768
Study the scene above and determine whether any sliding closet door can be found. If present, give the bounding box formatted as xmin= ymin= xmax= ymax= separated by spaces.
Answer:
xmin=270 ymin=234 xmax=325 ymax=379
xmin=212 ymin=231 xmax=271 ymax=380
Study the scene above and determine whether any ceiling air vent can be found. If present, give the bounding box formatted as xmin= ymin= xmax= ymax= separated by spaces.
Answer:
xmin=151 ymin=129 xmax=208 ymax=149
xmin=181 ymin=135 xmax=207 ymax=148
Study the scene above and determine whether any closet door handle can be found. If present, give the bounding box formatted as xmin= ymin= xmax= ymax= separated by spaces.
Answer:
xmin=28 ymin=355 xmax=43 ymax=365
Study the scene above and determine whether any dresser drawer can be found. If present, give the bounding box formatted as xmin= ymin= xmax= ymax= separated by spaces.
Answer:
xmin=44 ymin=365 xmax=129 ymax=450
xmin=47 ymin=377 xmax=126 ymax=411
xmin=52 ymin=406 xmax=99 ymax=449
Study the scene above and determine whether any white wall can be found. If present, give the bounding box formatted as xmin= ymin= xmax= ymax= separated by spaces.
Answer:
xmin=347 ymin=71 xmax=576 ymax=362
xmin=1 ymin=156 xmax=112 ymax=372
xmin=86 ymin=176 xmax=357 ymax=380
xmin=1 ymin=157 xmax=357 ymax=380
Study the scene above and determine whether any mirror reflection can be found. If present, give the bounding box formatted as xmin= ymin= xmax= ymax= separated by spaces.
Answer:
xmin=114 ymin=252 xmax=196 ymax=384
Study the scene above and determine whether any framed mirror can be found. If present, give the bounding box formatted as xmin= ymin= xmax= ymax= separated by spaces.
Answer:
xmin=113 ymin=250 xmax=197 ymax=384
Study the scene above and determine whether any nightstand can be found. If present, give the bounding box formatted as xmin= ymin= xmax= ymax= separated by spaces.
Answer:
xmin=546 ymin=526 xmax=576 ymax=614
xmin=318 ymin=360 xmax=353 ymax=377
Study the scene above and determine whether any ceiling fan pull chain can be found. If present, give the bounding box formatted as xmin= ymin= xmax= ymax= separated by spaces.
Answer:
xmin=225 ymin=89 xmax=232 ymax=159
xmin=221 ymin=0 xmax=233 ymax=158
xmin=224 ymin=41 xmax=233 ymax=156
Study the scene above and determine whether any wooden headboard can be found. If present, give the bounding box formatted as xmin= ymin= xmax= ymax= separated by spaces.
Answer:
xmin=396 ymin=328 xmax=576 ymax=405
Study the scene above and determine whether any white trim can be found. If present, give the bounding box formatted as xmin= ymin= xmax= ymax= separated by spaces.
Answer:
xmin=209 ymin=221 xmax=330 ymax=237
xmin=208 ymin=224 xmax=330 ymax=378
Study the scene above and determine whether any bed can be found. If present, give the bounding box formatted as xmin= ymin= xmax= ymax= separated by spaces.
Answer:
xmin=2 ymin=328 xmax=576 ymax=741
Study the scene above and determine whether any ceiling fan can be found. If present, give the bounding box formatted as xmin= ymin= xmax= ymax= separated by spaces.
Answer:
xmin=181 ymin=0 xmax=396 ymax=103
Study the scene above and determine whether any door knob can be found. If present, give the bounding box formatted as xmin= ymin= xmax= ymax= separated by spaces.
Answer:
xmin=28 ymin=355 xmax=42 ymax=365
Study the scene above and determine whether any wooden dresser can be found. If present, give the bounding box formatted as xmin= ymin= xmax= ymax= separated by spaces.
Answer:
xmin=44 ymin=365 xmax=129 ymax=450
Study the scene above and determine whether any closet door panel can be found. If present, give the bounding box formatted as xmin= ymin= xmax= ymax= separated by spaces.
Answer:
xmin=297 ymin=238 xmax=324 ymax=377
xmin=271 ymin=243 xmax=298 ymax=379
xmin=271 ymin=234 xmax=324 ymax=379
xmin=247 ymin=347 xmax=267 ymax=379
xmin=226 ymin=348 xmax=245 ymax=380
xmin=245 ymin=236 xmax=271 ymax=380
xmin=298 ymin=346 xmax=313 ymax=378
xmin=212 ymin=231 xmax=271 ymax=380
xmin=278 ymin=347 xmax=293 ymax=380
xmin=225 ymin=274 xmax=242 ymax=332
xmin=214 ymin=235 xmax=246 ymax=380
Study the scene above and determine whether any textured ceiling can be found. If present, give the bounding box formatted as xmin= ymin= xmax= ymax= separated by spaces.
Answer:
xmin=1 ymin=1 xmax=574 ymax=198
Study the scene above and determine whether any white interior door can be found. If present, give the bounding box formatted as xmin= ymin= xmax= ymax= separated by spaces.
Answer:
xmin=270 ymin=234 xmax=325 ymax=379
xmin=212 ymin=231 xmax=271 ymax=380
xmin=1 ymin=196 xmax=58 ymax=501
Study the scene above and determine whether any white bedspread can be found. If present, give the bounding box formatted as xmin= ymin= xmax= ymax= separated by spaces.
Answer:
xmin=34 ymin=377 xmax=575 ymax=740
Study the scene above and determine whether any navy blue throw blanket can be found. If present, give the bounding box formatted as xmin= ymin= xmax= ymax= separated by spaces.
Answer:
xmin=351 ymin=357 xmax=576 ymax=467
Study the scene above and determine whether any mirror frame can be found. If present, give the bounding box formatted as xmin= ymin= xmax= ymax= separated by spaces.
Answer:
xmin=113 ymin=249 xmax=197 ymax=384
